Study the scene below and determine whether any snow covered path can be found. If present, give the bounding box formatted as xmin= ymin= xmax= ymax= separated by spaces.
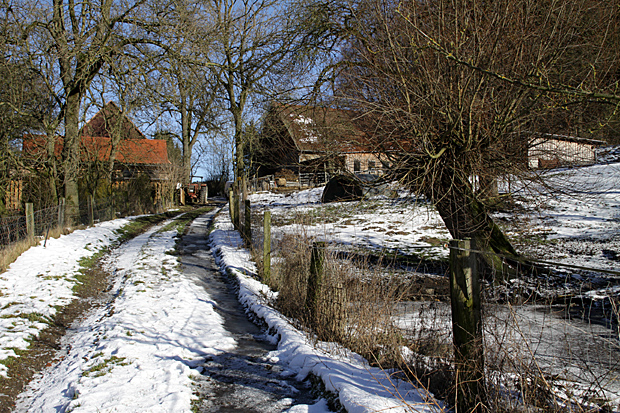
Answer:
xmin=178 ymin=212 xmax=319 ymax=411
xmin=16 ymin=213 xmax=236 ymax=412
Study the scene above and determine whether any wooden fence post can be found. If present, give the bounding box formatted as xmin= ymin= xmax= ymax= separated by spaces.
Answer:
xmin=450 ymin=239 xmax=486 ymax=413
xmin=244 ymin=199 xmax=251 ymax=245
xmin=307 ymin=241 xmax=326 ymax=328
xmin=25 ymin=203 xmax=34 ymax=240
xmin=263 ymin=210 xmax=271 ymax=285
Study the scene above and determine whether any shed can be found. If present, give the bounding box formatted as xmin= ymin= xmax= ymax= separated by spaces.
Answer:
xmin=528 ymin=134 xmax=606 ymax=169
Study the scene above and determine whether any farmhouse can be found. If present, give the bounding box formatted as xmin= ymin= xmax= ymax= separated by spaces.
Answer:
xmin=16 ymin=102 xmax=171 ymax=209
xmin=254 ymin=103 xmax=606 ymax=191
xmin=23 ymin=102 xmax=170 ymax=181
xmin=78 ymin=102 xmax=171 ymax=182
xmin=255 ymin=104 xmax=388 ymax=186
xmin=528 ymin=134 xmax=606 ymax=169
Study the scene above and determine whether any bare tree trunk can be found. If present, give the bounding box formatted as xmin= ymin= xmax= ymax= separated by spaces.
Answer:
xmin=430 ymin=170 xmax=518 ymax=278
xmin=45 ymin=133 xmax=59 ymax=206
xmin=233 ymin=114 xmax=244 ymax=180
xmin=62 ymin=92 xmax=81 ymax=223
xmin=180 ymin=92 xmax=193 ymax=184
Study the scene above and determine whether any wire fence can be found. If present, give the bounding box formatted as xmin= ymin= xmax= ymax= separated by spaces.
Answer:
xmin=393 ymin=250 xmax=620 ymax=412
xmin=0 ymin=196 xmax=121 ymax=251
xmin=0 ymin=214 xmax=28 ymax=248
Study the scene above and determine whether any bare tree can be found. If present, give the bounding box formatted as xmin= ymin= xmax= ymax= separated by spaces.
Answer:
xmin=14 ymin=0 xmax=165 ymax=221
xmin=0 ymin=5 xmax=58 ymax=212
xmin=332 ymin=0 xmax=620 ymax=271
xmin=205 ymin=0 xmax=335 ymax=179
xmin=138 ymin=0 xmax=225 ymax=185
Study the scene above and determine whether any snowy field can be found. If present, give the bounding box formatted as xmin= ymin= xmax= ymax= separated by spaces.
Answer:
xmin=248 ymin=160 xmax=620 ymax=277
xmin=246 ymin=157 xmax=620 ymax=411
xmin=0 ymin=218 xmax=132 ymax=378
xmin=249 ymin=187 xmax=451 ymax=262
xmin=210 ymin=211 xmax=445 ymax=413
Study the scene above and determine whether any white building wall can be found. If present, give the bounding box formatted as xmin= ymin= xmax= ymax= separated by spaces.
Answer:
xmin=528 ymin=138 xmax=597 ymax=169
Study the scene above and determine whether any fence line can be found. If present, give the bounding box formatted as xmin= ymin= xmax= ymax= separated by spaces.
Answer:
xmin=0 ymin=195 xmax=122 ymax=251
xmin=242 ymin=202 xmax=620 ymax=412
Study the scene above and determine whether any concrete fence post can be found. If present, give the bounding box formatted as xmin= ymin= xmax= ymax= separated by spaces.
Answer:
xmin=25 ymin=203 xmax=34 ymax=240
xmin=244 ymin=199 xmax=251 ymax=245
xmin=233 ymin=183 xmax=240 ymax=230
xmin=229 ymin=189 xmax=236 ymax=227
xmin=87 ymin=194 xmax=95 ymax=226
xmin=58 ymin=198 xmax=66 ymax=229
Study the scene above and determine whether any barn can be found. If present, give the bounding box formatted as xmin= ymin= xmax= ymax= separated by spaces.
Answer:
xmin=255 ymin=103 xmax=388 ymax=186
xmin=528 ymin=134 xmax=606 ymax=169
xmin=14 ymin=102 xmax=171 ymax=210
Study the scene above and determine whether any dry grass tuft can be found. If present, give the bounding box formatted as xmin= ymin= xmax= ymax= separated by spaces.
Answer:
xmin=0 ymin=226 xmax=69 ymax=274
xmin=271 ymin=229 xmax=411 ymax=367
xmin=0 ymin=238 xmax=39 ymax=273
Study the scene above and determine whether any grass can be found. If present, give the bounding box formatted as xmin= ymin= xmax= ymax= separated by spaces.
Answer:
xmin=82 ymin=355 xmax=129 ymax=378
xmin=0 ymin=238 xmax=39 ymax=274
xmin=0 ymin=226 xmax=71 ymax=274
xmin=270 ymin=202 xmax=356 ymax=227
xmin=0 ymin=347 xmax=31 ymax=368
xmin=0 ymin=209 xmax=187 ymax=276
xmin=158 ymin=206 xmax=214 ymax=237
xmin=114 ymin=210 xmax=185 ymax=243
xmin=0 ymin=312 xmax=52 ymax=324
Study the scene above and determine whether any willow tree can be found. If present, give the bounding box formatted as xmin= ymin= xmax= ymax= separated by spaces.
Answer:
xmin=334 ymin=0 xmax=620 ymax=272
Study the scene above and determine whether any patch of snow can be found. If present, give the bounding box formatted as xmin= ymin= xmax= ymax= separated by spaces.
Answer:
xmin=0 ymin=218 xmax=131 ymax=377
xmin=16 ymin=217 xmax=236 ymax=412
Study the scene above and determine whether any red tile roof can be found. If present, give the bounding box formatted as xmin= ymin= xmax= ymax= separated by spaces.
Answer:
xmin=80 ymin=102 xmax=146 ymax=140
xmin=23 ymin=102 xmax=169 ymax=165
xmin=23 ymin=135 xmax=170 ymax=165
xmin=80 ymin=136 xmax=170 ymax=164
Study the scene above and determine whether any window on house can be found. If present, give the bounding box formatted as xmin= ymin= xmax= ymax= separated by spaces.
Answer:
xmin=353 ymin=160 xmax=361 ymax=172
xmin=368 ymin=161 xmax=375 ymax=171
